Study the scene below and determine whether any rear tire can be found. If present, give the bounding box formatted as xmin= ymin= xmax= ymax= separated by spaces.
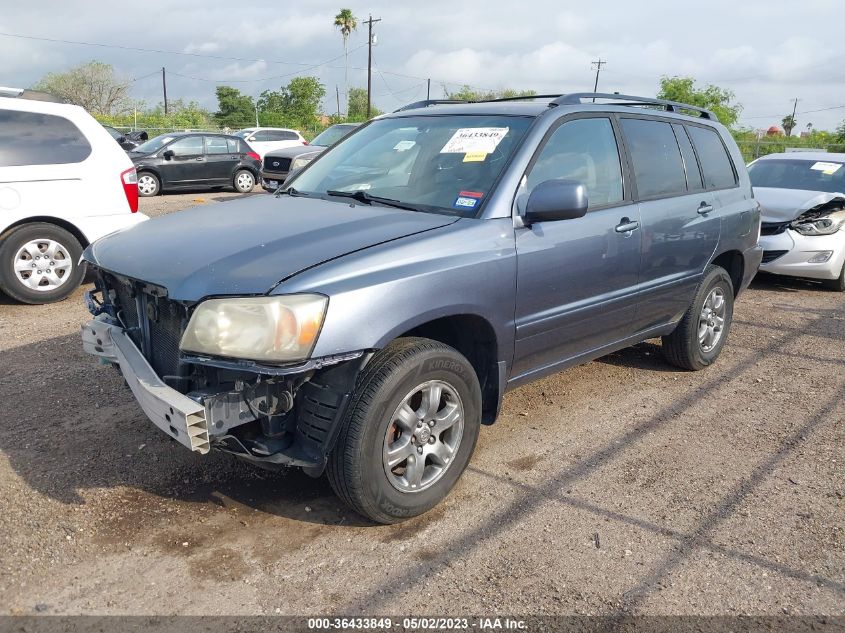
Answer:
xmin=0 ymin=223 xmax=85 ymax=304
xmin=662 ymin=265 xmax=734 ymax=371
xmin=234 ymin=169 xmax=255 ymax=193
xmin=327 ymin=337 xmax=481 ymax=524
xmin=137 ymin=171 xmax=160 ymax=197
xmin=823 ymin=261 xmax=845 ymax=292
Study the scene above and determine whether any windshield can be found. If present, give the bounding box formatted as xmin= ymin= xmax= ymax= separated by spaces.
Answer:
xmin=134 ymin=134 xmax=176 ymax=154
xmin=311 ymin=125 xmax=357 ymax=147
xmin=288 ymin=115 xmax=533 ymax=216
xmin=749 ymin=158 xmax=845 ymax=194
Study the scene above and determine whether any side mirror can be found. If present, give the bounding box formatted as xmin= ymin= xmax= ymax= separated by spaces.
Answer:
xmin=523 ymin=179 xmax=588 ymax=224
xmin=117 ymin=135 xmax=126 ymax=144
xmin=247 ymin=136 xmax=257 ymax=142
xmin=162 ymin=149 xmax=175 ymax=160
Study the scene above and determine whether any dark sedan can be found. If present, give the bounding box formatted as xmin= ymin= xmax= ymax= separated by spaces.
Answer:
xmin=103 ymin=125 xmax=148 ymax=151
xmin=261 ymin=123 xmax=359 ymax=191
xmin=129 ymin=132 xmax=261 ymax=197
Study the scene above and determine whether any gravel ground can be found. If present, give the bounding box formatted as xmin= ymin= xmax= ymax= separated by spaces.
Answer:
xmin=0 ymin=190 xmax=842 ymax=616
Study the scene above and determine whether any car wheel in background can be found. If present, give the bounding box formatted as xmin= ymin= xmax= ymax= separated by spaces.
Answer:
xmin=137 ymin=172 xmax=160 ymax=197
xmin=0 ymin=223 xmax=86 ymax=304
xmin=234 ymin=170 xmax=255 ymax=193
xmin=662 ymin=265 xmax=735 ymax=371
xmin=327 ymin=337 xmax=481 ymax=524
xmin=823 ymin=261 xmax=845 ymax=292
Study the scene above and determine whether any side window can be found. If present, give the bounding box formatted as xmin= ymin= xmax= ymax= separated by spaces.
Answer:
xmin=227 ymin=138 xmax=240 ymax=153
xmin=280 ymin=131 xmax=299 ymax=141
xmin=205 ymin=136 xmax=229 ymax=154
xmin=526 ymin=117 xmax=623 ymax=208
xmin=620 ymin=118 xmax=687 ymax=199
xmin=168 ymin=136 xmax=204 ymax=156
xmin=0 ymin=109 xmax=92 ymax=167
xmin=672 ymin=124 xmax=703 ymax=191
xmin=686 ymin=125 xmax=737 ymax=190
xmin=251 ymin=131 xmax=271 ymax=142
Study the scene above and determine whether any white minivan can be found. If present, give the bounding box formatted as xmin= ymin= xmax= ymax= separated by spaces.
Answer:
xmin=0 ymin=89 xmax=148 ymax=304
xmin=233 ymin=127 xmax=306 ymax=158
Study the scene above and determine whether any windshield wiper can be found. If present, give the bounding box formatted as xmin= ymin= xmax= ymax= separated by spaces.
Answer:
xmin=325 ymin=189 xmax=423 ymax=212
xmin=275 ymin=186 xmax=309 ymax=198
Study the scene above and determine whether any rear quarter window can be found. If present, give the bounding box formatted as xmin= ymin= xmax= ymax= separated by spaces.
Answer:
xmin=0 ymin=109 xmax=92 ymax=167
xmin=686 ymin=125 xmax=737 ymax=190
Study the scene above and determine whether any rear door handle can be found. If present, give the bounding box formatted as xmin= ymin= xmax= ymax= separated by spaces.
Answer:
xmin=698 ymin=202 xmax=714 ymax=214
xmin=195 ymin=157 xmax=204 ymax=161
xmin=615 ymin=218 xmax=640 ymax=233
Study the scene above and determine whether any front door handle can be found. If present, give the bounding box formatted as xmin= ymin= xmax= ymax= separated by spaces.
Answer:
xmin=698 ymin=202 xmax=714 ymax=214
xmin=615 ymin=218 xmax=640 ymax=233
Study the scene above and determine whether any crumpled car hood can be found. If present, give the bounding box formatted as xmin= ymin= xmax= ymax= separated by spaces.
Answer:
xmin=84 ymin=195 xmax=458 ymax=302
xmin=754 ymin=187 xmax=845 ymax=223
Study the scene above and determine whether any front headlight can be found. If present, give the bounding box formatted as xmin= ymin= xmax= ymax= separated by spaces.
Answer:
xmin=791 ymin=210 xmax=845 ymax=236
xmin=290 ymin=156 xmax=313 ymax=171
xmin=180 ymin=294 xmax=327 ymax=363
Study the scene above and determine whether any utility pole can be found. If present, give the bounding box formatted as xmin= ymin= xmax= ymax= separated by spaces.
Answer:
xmin=254 ymin=102 xmax=259 ymax=127
xmin=591 ymin=58 xmax=606 ymax=102
xmin=364 ymin=14 xmax=381 ymax=118
xmin=427 ymin=78 xmax=431 ymax=100
xmin=161 ymin=67 xmax=168 ymax=115
xmin=786 ymin=97 xmax=799 ymax=137
xmin=336 ymin=85 xmax=340 ymax=117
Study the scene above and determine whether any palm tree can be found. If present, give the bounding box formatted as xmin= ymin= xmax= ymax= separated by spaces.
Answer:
xmin=334 ymin=8 xmax=357 ymax=116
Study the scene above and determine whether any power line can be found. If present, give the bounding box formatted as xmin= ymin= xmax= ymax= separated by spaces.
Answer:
xmin=741 ymin=103 xmax=845 ymax=120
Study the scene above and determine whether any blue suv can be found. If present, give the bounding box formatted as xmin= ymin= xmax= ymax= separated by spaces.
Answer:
xmin=81 ymin=93 xmax=763 ymax=523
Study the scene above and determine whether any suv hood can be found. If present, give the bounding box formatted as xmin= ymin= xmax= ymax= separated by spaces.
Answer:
xmin=755 ymin=187 xmax=845 ymax=222
xmin=84 ymin=196 xmax=458 ymax=301
xmin=264 ymin=145 xmax=323 ymax=160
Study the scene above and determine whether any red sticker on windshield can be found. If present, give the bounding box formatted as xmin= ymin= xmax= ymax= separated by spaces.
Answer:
xmin=459 ymin=191 xmax=484 ymax=198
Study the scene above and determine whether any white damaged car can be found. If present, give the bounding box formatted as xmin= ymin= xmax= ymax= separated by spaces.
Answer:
xmin=749 ymin=152 xmax=845 ymax=291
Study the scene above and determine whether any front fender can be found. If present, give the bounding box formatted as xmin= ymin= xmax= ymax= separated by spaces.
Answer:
xmin=276 ymin=217 xmax=518 ymax=370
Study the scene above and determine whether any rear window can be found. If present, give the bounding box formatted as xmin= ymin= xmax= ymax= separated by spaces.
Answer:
xmin=748 ymin=159 xmax=845 ymax=194
xmin=620 ymin=118 xmax=687 ymax=198
xmin=0 ymin=109 xmax=92 ymax=167
xmin=686 ymin=125 xmax=737 ymax=189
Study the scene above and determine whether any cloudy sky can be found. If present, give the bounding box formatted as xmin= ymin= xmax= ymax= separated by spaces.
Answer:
xmin=2 ymin=0 xmax=844 ymax=130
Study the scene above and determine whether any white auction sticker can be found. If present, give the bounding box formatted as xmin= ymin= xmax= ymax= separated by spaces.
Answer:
xmin=810 ymin=161 xmax=842 ymax=175
xmin=393 ymin=140 xmax=416 ymax=151
xmin=440 ymin=127 xmax=509 ymax=154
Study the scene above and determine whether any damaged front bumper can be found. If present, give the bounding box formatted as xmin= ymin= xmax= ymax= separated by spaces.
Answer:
xmin=759 ymin=229 xmax=845 ymax=280
xmin=81 ymin=314 xmax=366 ymax=474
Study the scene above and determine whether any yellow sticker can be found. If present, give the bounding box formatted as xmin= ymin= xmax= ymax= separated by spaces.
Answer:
xmin=463 ymin=151 xmax=487 ymax=162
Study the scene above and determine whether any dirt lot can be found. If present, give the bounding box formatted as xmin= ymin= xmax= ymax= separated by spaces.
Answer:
xmin=0 ymin=190 xmax=842 ymax=616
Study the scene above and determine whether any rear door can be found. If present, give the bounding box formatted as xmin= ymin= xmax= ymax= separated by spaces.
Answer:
xmin=512 ymin=115 xmax=642 ymax=382
xmin=204 ymin=136 xmax=239 ymax=183
xmin=619 ymin=117 xmax=721 ymax=331
xmin=161 ymin=135 xmax=206 ymax=186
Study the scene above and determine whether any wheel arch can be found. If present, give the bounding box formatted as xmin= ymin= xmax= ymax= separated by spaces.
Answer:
xmin=390 ymin=313 xmax=503 ymax=425
xmin=0 ymin=216 xmax=90 ymax=249
xmin=710 ymin=249 xmax=744 ymax=298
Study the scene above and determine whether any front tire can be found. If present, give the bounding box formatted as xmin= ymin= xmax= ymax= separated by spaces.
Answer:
xmin=0 ymin=223 xmax=85 ymax=304
xmin=662 ymin=265 xmax=734 ymax=371
xmin=137 ymin=171 xmax=160 ymax=197
xmin=234 ymin=169 xmax=255 ymax=193
xmin=823 ymin=261 xmax=845 ymax=292
xmin=327 ymin=338 xmax=481 ymax=524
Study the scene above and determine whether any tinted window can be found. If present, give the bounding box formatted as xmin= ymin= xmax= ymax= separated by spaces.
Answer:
xmin=251 ymin=131 xmax=271 ymax=142
xmin=0 ymin=109 xmax=91 ymax=167
xmin=205 ymin=136 xmax=229 ymax=154
xmin=748 ymin=159 xmax=845 ymax=194
xmin=526 ymin=117 xmax=623 ymax=208
xmin=227 ymin=138 xmax=241 ymax=153
xmin=279 ymin=131 xmax=299 ymax=141
xmin=686 ymin=125 xmax=737 ymax=189
xmin=672 ymin=124 xmax=703 ymax=191
xmin=311 ymin=125 xmax=356 ymax=147
xmin=168 ymin=136 xmax=204 ymax=156
xmin=621 ymin=118 xmax=687 ymax=198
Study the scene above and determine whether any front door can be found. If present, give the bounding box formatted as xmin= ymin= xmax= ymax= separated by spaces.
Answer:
xmin=161 ymin=135 xmax=206 ymax=187
xmin=512 ymin=116 xmax=642 ymax=383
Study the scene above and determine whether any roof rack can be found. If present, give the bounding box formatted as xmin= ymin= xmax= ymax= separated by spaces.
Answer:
xmin=551 ymin=93 xmax=715 ymax=119
xmin=393 ymin=99 xmax=468 ymax=112
xmin=0 ymin=87 xmax=64 ymax=103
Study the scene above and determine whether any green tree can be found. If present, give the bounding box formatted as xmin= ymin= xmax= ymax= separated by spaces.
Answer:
xmin=445 ymin=85 xmax=537 ymax=101
xmin=656 ymin=76 xmax=742 ymax=128
xmin=835 ymin=120 xmax=845 ymax=142
xmin=214 ymin=86 xmax=255 ymax=128
xmin=347 ymin=86 xmax=382 ymax=120
xmin=782 ymin=114 xmax=797 ymax=137
xmin=34 ymin=61 xmax=131 ymax=115
xmin=256 ymin=77 xmax=326 ymax=127
xmin=334 ymin=8 xmax=358 ymax=115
